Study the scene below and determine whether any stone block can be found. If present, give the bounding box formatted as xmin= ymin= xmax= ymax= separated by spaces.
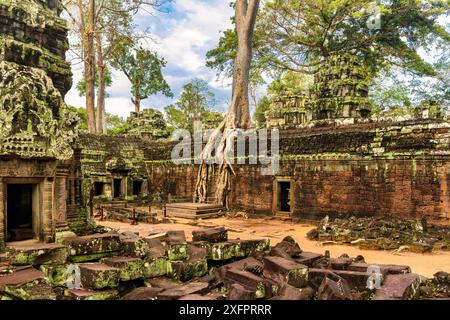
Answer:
xmin=103 ymin=257 xmax=144 ymax=282
xmin=170 ymin=245 xmax=208 ymax=281
xmin=166 ymin=231 xmax=188 ymax=261
xmin=122 ymin=238 xmax=149 ymax=258
xmin=0 ymin=267 xmax=55 ymax=300
xmin=158 ymin=281 xmax=210 ymax=300
xmin=122 ymin=287 xmax=164 ymax=300
xmin=79 ymin=263 xmax=120 ymax=290
xmin=263 ymin=256 xmax=308 ymax=288
xmin=63 ymin=233 xmax=122 ymax=262
xmin=211 ymin=241 xmax=242 ymax=261
xmin=215 ymin=257 xmax=263 ymax=284
xmin=65 ymin=288 xmax=119 ymax=300
xmin=7 ymin=243 xmax=69 ymax=266
xmin=223 ymin=269 xmax=274 ymax=299
xmin=192 ymin=227 xmax=228 ymax=243
xmin=374 ymin=274 xmax=422 ymax=300
xmin=317 ymin=277 xmax=353 ymax=300
xmin=271 ymin=284 xmax=315 ymax=300
xmin=228 ymin=283 xmax=255 ymax=300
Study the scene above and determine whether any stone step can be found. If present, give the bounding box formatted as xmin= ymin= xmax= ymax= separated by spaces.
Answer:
xmin=7 ymin=242 xmax=69 ymax=266
xmin=79 ymin=263 xmax=120 ymax=290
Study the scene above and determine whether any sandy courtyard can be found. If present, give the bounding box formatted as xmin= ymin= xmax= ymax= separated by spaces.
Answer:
xmin=97 ymin=216 xmax=450 ymax=278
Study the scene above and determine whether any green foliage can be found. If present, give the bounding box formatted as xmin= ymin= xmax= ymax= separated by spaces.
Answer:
xmin=207 ymin=0 xmax=450 ymax=80
xmin=71 ymin=107 xmax=126 ymax=134
xmin=111 ymin=45 xmax=173 ymax=106
xmin=164 ymin=78 xmax=222 ymax=133
xmin=76 ymin=66 xmax=113 ymax=97
xmin=268 ymin=71 xmax=313 ymax=95
xmin=253 ymin=96 xmax=271 ymax=128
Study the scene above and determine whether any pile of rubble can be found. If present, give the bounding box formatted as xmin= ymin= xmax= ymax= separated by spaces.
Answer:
xmin=307 ymin=216 xmax=450 ymax=253
xmin=0 ymin=227 xmax=448 ymax=300
xmin=101 ymin=207 xmax=159 ymax=224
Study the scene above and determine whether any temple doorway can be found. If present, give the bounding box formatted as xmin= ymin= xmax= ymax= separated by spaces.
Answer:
xmin=6 ymin=184 xmax=34 ymax=241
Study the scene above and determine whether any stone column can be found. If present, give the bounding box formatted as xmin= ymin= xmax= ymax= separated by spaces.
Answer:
xmin=54 ymin=169 xmax=69 ymax=228
xmin=41 ymin=177 xmax=55 ymax=243
xmin=0 ymin=179 xmax=5 ymax=252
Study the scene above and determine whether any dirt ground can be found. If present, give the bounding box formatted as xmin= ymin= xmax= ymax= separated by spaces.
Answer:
xmin=97 ymin=216 xmax=450 ymax=278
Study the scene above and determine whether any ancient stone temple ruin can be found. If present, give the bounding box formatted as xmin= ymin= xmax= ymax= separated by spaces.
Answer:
xmin=0 ymin=0 xmax=83 ymax=251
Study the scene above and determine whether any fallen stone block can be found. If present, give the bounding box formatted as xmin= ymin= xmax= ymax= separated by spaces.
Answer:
xmin=122 ymin=287 xmax=164 ymax=300
xmin=317 ymin=277 xmax=353 ymax=300
xmin=270 ymin=236 xmax=302 ymax=258
xmin=158 ymin=281 xmax=210 ymax=300
xmin=271 ymin=284 xmax=315 ymax=300
xmin=294 ymin=252 xmax=323 ymax=267
xmin=65 ymin=288 xmax=119 ymax=300
xmin=144 ymin=239 xmax=171 ymax=278
xmin=191 ymin=241 xmax=212 ymax=259
xmin=63 ymin=233 xmax=122 ymax=262
xmin=330 ymin=257 xmax=353 ymax=270
xmin=240 ymin=239 xmax=270 ymax=257
xmin=223 ymin=269 xmax=274 ymax=299
xmin=170 ymin=245 xmax=208 ymax=281
xmin=40 ymin=264 xmax=79 ymax=288
xmin=147 ymin=232 xmax=167 ymax=242
xmin=103 ymin=257 xmax=144 ymax=282
xmin=146 ymin=277 xmax=181 ymax=290
xmin=166 ymin=231 xmax=188 ymax=261
xmin=122 ymin=238 xmax=150 ymax=258
xmin=0 ymin=267 xmax=55 ymax=300
xmin=7 ymin=243 xmax=69 ymax=266
xmin=347 ymin=263 xmax=410 ymax=275
xmin=79 ymin=263 xmax=120 ymax=290
xmin=228 ymin=283 xmax=256 ymax=300
xmin=211 ymin=241 xmax=242 ymax=261
xmin=192 ymin=227 xmax=228 ymax=243
xmin=215 ymin=257 xmax=263 ymax=284
xmin=263 ymin=256 xmax=308 ymax=288
xmin=374 ymin=274 xmax=422 ymax=300
xmin=309 ymin=268 xmax=375 ymax=291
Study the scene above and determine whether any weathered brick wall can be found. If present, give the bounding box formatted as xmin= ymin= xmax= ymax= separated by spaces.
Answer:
xmin=80 ymin=119 xmax=450 ymax=220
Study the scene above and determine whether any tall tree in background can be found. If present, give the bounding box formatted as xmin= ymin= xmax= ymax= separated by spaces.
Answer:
xmin=195 ymin=0 xmax=260 ymax=206
xmin=111 ymin=46 xmax=173 ymax=112
xmin=165 ymin=79 xmax=217 ymax=133
xmin=62 ymin=0 xmax=171 ymax=133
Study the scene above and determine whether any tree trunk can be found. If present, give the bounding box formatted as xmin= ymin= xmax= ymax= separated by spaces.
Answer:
xmin=85 ymin=0 xmax=96 ymax=133
xmin=195 ymin=0 xmax=260 ymax=206
xmin=95 ymin=32 xmax=106 ymax=134
xmin=132 ymin=97 xmax=141 ymax=113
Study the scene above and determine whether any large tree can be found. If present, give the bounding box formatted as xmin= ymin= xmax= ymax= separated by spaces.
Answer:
xmin=195 ymin=0 xmax=260 ymax=206
xmin=207 ymin=0 xmax=450 ymax=80
xmin=62 ymin=0 xmax=170 ymax=133
xmin=111 ymin=46 xmax=173 ymax=112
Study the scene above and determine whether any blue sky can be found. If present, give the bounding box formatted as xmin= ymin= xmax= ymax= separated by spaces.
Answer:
xmin=66 ymin=0 xmax=234 ymax=119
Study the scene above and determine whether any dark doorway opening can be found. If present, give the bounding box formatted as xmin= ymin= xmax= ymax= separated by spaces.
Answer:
xmin=113 ymin=179 xmax=122 ymax=199
xmin=133 ymin=181 xmax=143 ymax=197
xmin=7 ymin=184 xmax=34 ymax=241
xmin=94 ymin=182 xmax=104 ymax=196
xmin=278 ymin=181 xmax=291 ymax=212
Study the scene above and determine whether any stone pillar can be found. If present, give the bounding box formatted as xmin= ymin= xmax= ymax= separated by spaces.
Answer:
xmin=41 ymin=177 xmax=55 ymax=243
xmin=0 ymin=179 xmax=5 ymax=252
xmin=54 ymin=169 xmax=69 ymax=228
